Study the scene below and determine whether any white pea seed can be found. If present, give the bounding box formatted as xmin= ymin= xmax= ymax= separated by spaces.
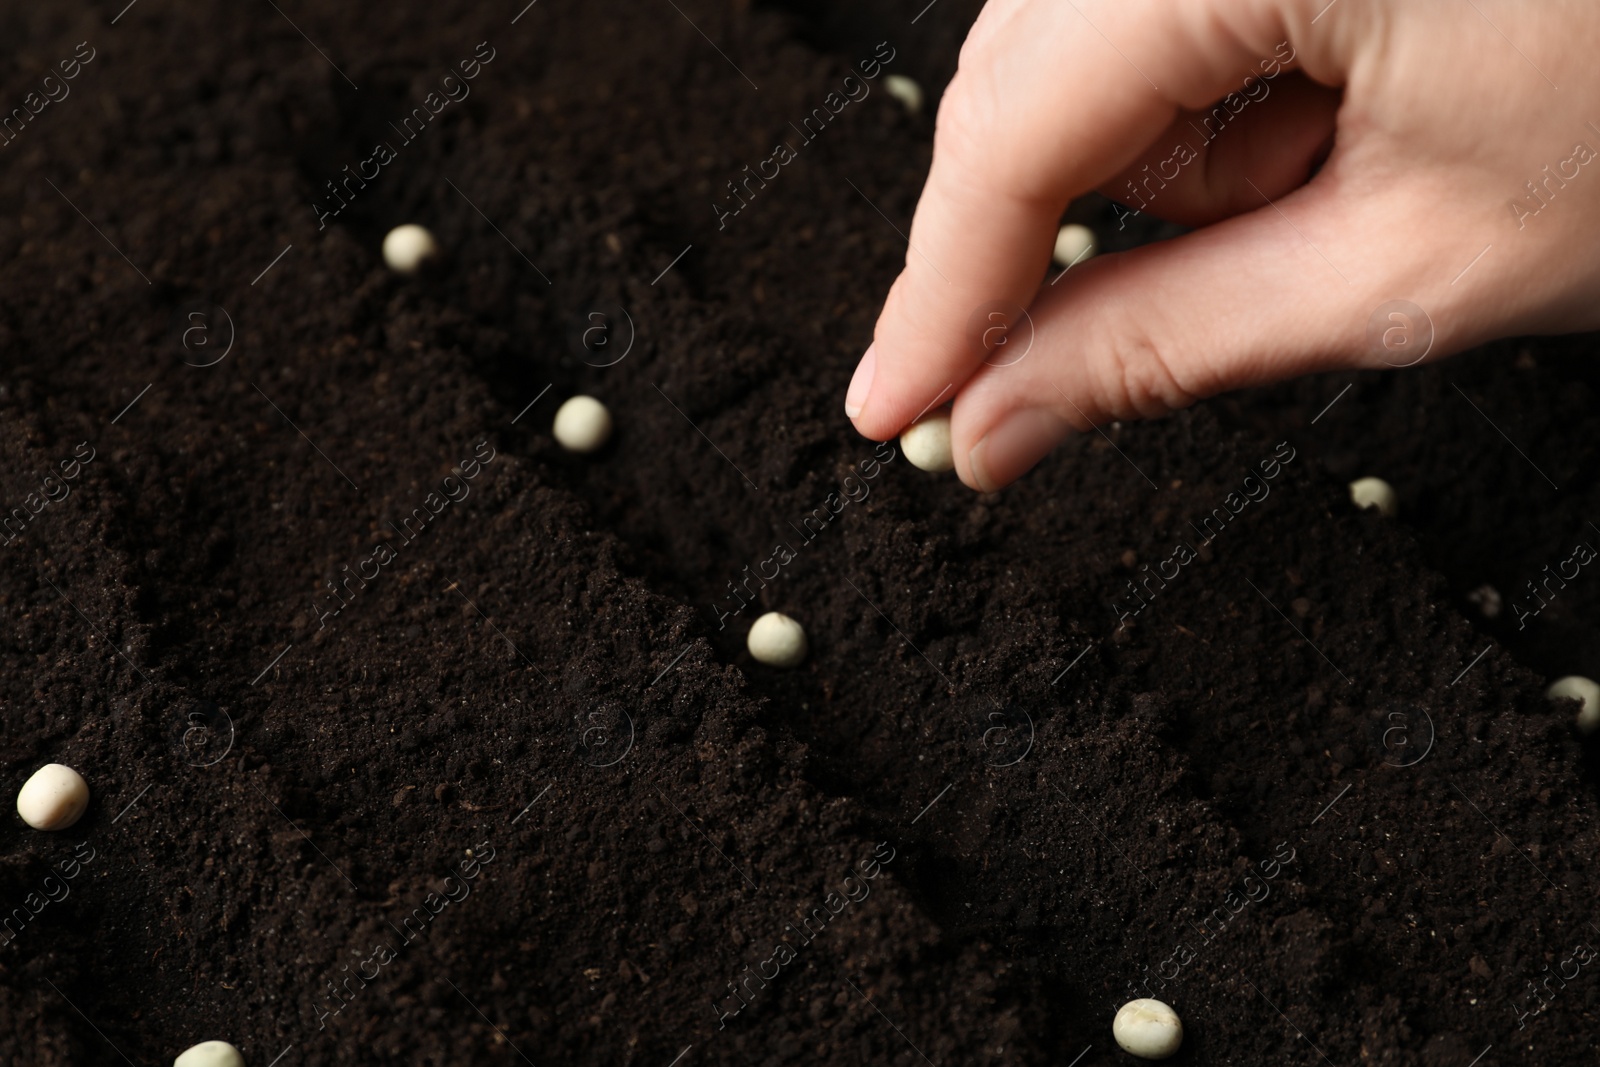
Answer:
xmin=173 ymin=1040 xmax=245 ymax=1067
xmin=381 ymin=224 xmax=440 ymax=275
xmin=883 ymin=74 xmax=924 ymax=115
xmin=900 ymin=410 xmax=954 ymax=473
xmin=1546 ymin=675 xmax=1600 ymax=735
xmin=1113 ymin=998 xmax=1183 ymax=1060
xmin=1348 ymin=476 xmax=1398 ymax=517
xmin=552 ymin=395 xmax=613 ymax=453
xmin=747 ymin=611 xmax=807 ymax=668
xmin=16 ymin=763 xmax=89 ymax=831
xmin=1052 ymin=223 xmax=1098 ymax=268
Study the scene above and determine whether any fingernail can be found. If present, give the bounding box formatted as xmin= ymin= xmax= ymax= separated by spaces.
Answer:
xmin=968 ymin=408 xmax=1067 ymax=492
xmin=845 ymin=343 xmax=876 ymax=419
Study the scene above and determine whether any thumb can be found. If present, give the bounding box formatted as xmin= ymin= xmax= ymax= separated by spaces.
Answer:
xmin=946 ymin=176 xmax=1483 ymax=491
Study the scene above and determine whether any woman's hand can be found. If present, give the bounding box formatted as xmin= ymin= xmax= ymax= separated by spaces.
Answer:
xmin=846 ymin=0 xmax=1600 ymax=490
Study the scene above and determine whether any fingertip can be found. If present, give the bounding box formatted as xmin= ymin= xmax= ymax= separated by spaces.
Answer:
xmin=844 ymin=343 xmax=876 ymax=420
xmin=848 ymin=359 xmax=953 ymax=442
xmin=963 ymin=406 xmax=1071 ymax=493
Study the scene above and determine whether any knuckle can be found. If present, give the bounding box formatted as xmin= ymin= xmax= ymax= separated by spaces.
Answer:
xmin=1092 ymin=314 xmax=1203 ymax=420
xmin=931 ymin=71 xmax=1002 ymax=176
xmin=931 ymin=68 xmax=1058 ymax=209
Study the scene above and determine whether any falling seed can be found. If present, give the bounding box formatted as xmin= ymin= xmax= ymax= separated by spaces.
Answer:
xmin=900 ymin=410 xmax=954 ymax=473
xmin=552 ymin=395 xmax=613 ymax=453
xmin=1113 ymin=998 xmax=1183 ymax=1060
xmin=16 ymin=763 xmax=89 ymax=831
xmin=1348 ymin=476 xmax=1398 ymax=517
xmin=381 ymin=224 xmax=440 ymax=275
xmin=747 ymin=611 xmax=807 ymax=668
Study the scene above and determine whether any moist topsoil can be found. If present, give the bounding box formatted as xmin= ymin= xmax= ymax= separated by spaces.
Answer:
xmin=1 ymin=1 xmax=1598 ymax=1064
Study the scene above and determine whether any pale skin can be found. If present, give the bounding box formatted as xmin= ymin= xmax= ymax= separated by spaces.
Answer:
xmin=845 ymin=0 xmax=1600 ymax=491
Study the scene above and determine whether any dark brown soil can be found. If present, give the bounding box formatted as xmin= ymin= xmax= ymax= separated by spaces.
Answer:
xmin=2 ymin=1 xmax=1599 ymax=1065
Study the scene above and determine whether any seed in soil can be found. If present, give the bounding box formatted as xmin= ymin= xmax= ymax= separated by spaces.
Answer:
xmin=900 ymin=410 xmax=954 ymax=472
xmin=173 ymin=1040 xmax=244 ymax=1067
xmin=552 ymin=395 xmax=613 ymax=453
xmin=381 ymin=224 xmax=440 ymax=275
xmin=883 ymin=73 xmax=923 ymax=115
xmin=16 ymin=763 xmax=89 ymax=831
xmin=747 ymin=611 xmax=807 ymax=668
xmin=1113 ymin=998 xmax=1183 ymax=1060
xmin=1348 ymin=476 xmax=1398 ymax=517
xmin=1052 ymin=223 xmax=1097 ymax=267
xmin=1546 ymin=675 xmax=1600 ymax=734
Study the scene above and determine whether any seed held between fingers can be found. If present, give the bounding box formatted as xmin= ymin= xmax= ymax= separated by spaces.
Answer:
xmin=174 ymin=1040 xmax=245 ymax=1067
xmin=1113 ymin=998 xmax=1183 ymax=1060
xmin=16 ymin=763 xmax=89 ymax=831
xmin=382 ymin=224 xmax=440 ymax=275
xmin=748 ymin=611 xmax=807 ymax=668
xmin=900 ymin=410 xmax=955 ymax=472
